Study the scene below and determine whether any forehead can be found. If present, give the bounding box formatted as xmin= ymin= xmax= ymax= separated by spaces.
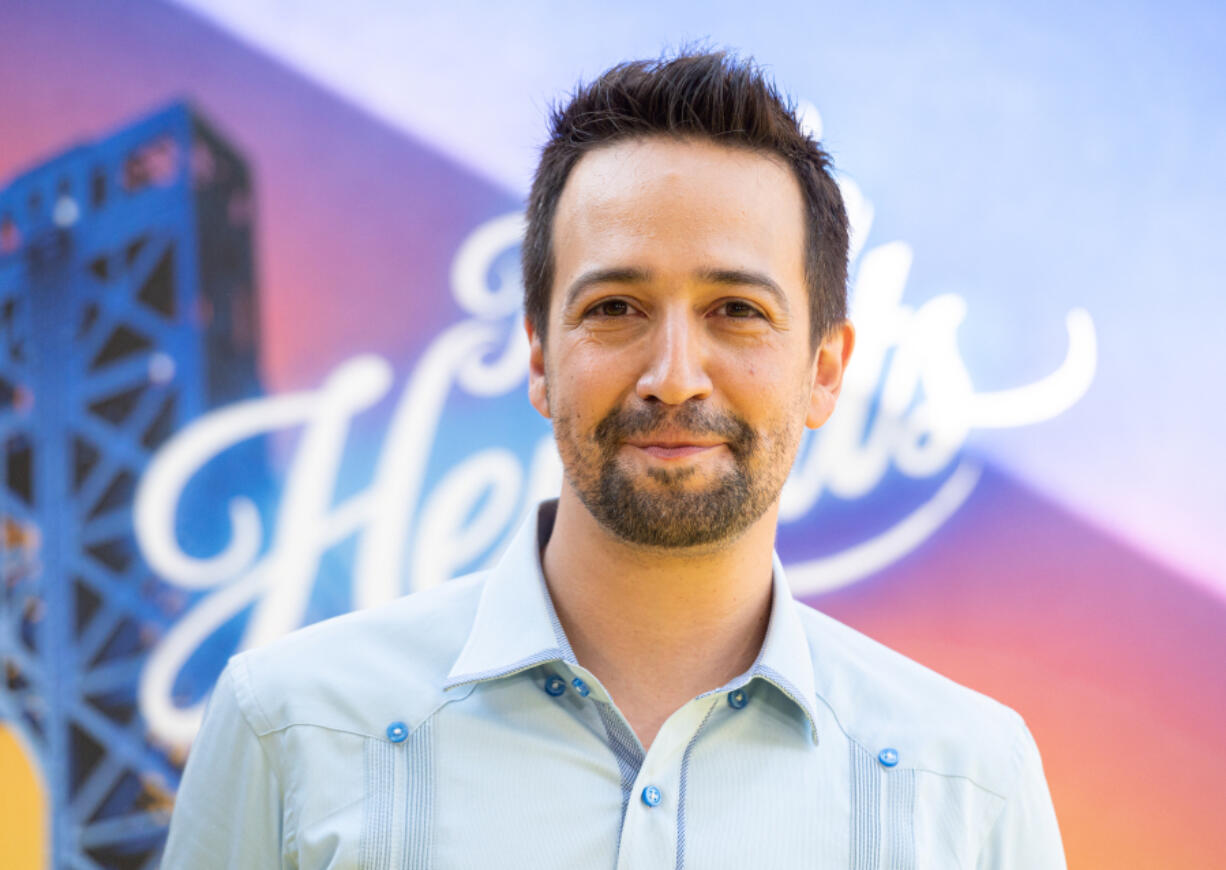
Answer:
xmin=550 ymin=136 xmax=807 ymax=302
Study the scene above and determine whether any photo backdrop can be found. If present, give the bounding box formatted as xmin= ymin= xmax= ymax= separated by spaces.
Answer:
xmin=1 ymin=1 xmax=1223 ymax=867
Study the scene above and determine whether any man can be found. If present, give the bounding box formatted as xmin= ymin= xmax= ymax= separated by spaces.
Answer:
xmin=165 ymin=52 xmax=1065 ymax=867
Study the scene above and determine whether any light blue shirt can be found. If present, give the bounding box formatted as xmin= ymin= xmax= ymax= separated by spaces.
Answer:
xmin=165 ymin=500 xmax=1065 ymax=868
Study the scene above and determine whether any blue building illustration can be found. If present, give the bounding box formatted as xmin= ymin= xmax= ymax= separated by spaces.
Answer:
xmin=0 ymin=102 xmax=267 ymax=869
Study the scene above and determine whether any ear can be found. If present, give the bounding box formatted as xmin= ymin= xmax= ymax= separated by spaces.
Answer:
xmin=526 ymin=315 xmax=551 ymax=419
xmin=806 ymin=320 xmax=855 ymax=429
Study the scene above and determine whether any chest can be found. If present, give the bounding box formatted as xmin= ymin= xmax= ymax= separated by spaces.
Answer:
xmin=280 ymin=692 xmax=996 ymax=869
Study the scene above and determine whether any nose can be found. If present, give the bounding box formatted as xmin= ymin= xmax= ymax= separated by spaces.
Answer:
xmin=635 ymin=307 xmax=713 ymax=405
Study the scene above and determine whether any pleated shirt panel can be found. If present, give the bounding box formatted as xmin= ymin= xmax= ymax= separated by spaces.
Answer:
xmin=163 ymin=500 xmax=1066 ymax=869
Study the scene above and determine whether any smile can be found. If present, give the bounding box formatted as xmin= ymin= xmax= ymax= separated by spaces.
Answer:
xmin=624 ymin=442 xmax=724 ymax=460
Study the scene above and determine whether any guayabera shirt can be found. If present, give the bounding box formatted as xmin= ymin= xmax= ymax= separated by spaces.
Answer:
xmin=164 ymin=500 xmax=1065 ymax=868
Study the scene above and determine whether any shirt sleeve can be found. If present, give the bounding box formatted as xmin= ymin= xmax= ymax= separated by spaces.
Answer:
xmin=162 ymin=659 xmax=288 ymax=868
xmin=976 ymin=720 xmax=1066 ymax=869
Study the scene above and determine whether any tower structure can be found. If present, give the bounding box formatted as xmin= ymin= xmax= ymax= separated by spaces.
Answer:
xmin=0 ymin=102 xmax=265 ymax=869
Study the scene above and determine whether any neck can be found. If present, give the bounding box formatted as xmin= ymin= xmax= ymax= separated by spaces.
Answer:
xmin=541 ymin=485 xmax=777 ymax=749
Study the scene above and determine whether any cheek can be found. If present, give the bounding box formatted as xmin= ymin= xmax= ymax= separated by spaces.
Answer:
xmin=548 ymin=347 xmax=631 ymax=422
xmin=712 ymin=356 xmax=813 ymax=444
xmin=710 ymin=349 xmax=803 ymax=402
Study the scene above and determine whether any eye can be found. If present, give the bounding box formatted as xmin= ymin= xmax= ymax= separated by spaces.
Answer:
xmin=587 ymin=298 xmax=632 ymax=317
xmin=717 ymin=300 xmax=765 ymax=319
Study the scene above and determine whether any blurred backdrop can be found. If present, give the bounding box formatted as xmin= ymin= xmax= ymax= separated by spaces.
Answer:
xmin=1 ymin=1 xmax=1223 ymax=867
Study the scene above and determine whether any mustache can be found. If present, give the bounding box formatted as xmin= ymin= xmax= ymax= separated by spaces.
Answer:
xmin=592 ymin=402 xmax=757 ymax=459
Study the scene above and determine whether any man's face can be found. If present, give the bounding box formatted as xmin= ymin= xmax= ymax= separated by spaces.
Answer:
xmin=528 ymin=136 xmax=852 ymax=548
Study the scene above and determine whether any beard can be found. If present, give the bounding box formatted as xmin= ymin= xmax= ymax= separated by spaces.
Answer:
xmin=554 ymin=399 xmax=795 ymax=548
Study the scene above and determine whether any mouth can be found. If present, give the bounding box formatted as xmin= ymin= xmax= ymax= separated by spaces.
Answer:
xmin=623 ymin=435 xmax=726 ymax=460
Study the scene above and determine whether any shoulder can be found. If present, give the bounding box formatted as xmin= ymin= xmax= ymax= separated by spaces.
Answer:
xmin=794 ymin=601 xmax=1030 ymax=797
xmin=223 ymin=572 xmax=487 ymax=741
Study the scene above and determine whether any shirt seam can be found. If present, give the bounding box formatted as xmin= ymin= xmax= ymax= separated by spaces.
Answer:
xmin=226 ymin=657 xmax=296 ymax=857
xmin=816 ymin=684 xmax=1017 ymax=799
xmin=971 ymin=714 xmax=1030 ymax=864
xmin=236 ymin=685 xmax=470 ymax=742
xmin=231 ymin=653 xmax=275 ymax=733
xmin=905 ymin=766 xmax=1007 ymax=801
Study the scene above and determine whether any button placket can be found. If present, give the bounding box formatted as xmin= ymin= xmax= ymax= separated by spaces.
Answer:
xmin=614 ymin=694 xmax=718 ymax=870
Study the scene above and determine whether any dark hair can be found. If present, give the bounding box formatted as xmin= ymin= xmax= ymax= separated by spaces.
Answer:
xmin=523 ymin=50 xmax=848 ymax=347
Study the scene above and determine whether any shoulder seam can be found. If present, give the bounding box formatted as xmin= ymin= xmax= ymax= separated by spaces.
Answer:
xmin=218 ymin=659 xmax=296 ymax=855
xmin=822 ymin=698 xmax=1024 ymax=797
xmin=972 ymin=714 xmax=1031 ymax=864
xmin=229 ymin=672 xmax=475 ymax=741
xmin=229 ymin=653 xmax=275 ymax=735
xmin=803 ymin=625 xmax=1023 ymax=795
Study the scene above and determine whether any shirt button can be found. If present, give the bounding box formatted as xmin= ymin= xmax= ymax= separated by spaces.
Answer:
xmin=544 ymin=675 xmax=566 ymax=696
xmin=641 ymin=785 xmax=662 ymax=807
xmin=571 ymin=677 xmax=591 ymax=697
xmin=727 ymin=689 xmax=748 ymax=709
xmin=878 ymin=747 xmax=899 ymax=768
xmin=386 ymin=721 xmax=408 ymax=743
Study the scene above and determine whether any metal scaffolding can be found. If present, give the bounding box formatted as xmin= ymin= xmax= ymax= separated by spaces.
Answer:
xmin=1 ymin=102 xmax=266 ymax=869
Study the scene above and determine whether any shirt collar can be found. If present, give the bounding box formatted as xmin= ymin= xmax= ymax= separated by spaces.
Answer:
xmin=445 ymin=500 xmax=575 ymax=688
xmin=736 ymin=551 xmax=821 ymax=742
xmin=444 ymin=499 xmax=821 ymax=741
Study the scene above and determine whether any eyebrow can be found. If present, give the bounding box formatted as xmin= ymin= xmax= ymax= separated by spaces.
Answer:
xmin=561 ymin=266 xmax=789 ymax=313
xmin=562 ymin=267 xmax=651 ymax=310
xmin=697 ymin=268 xmax=789 ymax=313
